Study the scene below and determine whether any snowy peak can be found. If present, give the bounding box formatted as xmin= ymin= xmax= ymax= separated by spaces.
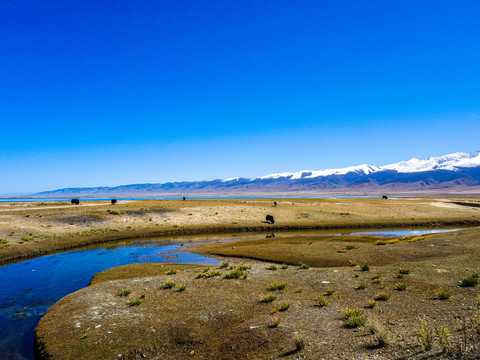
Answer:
xmin=254 ymin=152 xmax=480 ymax=181
xmin=382 ymin=151 xmax=480 ymax=173
xmin=257 ymin=164 xmax=380 ymax=180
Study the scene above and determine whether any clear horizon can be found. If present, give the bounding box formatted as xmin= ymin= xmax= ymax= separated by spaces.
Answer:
xmin=1 ymin=1 xmax=479 ymax=194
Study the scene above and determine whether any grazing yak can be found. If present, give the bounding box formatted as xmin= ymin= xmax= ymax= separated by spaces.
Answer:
xmin=183 ymin=197 xmax=186 ymax=201
xmin=273 ymin=201 xmax=278 ymax=207
xmin=266 ymin=215 xmax=275 ymax=224
xmin=111 ymin=199 xmax=117 ymax=205
xmin=71 ymin=199 xmax=80 ymax=205
xmin=382 ymin=195 xmax=388 ymax=199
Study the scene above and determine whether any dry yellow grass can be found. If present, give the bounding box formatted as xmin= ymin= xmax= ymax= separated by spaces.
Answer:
xmin=2 ymin=197 xmax=480 ymax=262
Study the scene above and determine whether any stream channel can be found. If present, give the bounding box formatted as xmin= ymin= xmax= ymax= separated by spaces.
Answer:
xmin=0 ymin=228 xmax=457 ymax=359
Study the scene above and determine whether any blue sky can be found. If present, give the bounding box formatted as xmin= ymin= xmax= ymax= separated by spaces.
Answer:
xmin=1 ymin=1 xmax=479 ymax=194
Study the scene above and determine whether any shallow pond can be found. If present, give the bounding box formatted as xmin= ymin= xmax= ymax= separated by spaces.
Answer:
xmin=0 ymin=228 xmax=458 ymax=359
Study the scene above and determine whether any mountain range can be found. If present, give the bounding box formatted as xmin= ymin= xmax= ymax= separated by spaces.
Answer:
xmin=35 ymin=152 xmax=480 ymax=197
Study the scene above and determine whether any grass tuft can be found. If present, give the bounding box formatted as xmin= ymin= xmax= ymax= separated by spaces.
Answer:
xmin=298 ymin=263 xmax=310 ymax=270
xmin=360 ymin=264 xmax=370 ymax=271
xmin=294 ymin=333 xmax=305 ymax=351
xmin=316 ymin=296 xmax=328 ymax=307
xmin=197 ymin=270 xmax=222 ymax=279
xmin=374 ymin=292 xmax=390 ymax=301
xmin=237 ymin=263 xmax=251 ymax=271
xmin=162 ymin=281 xmax=176 ymax=289
xmin=118 ymin=288 xmax=131 ymax=297
xmin=369 ymin=319 xmax=389 ymax=347
xmin=261 ymin=294 xmax=276 ymax=303
xmin=128 ymin=298 xmax=142 ymax=306
xmin=416 ymin=316 xmax=434 ymax=351
xmin=224 ymin=269 xmax=245 ymax=279
xmin=436 ymin=289 xmax=451 ymax=300
xmin=324 ymin=288 xmax=335 ymax=296
xmin=271 ymin=316 xmax=281 ymax=328
xmin=342 ymin=308 xmax=367 ymax=328
xmin=460 ymin=276 xmax=479 ymax=287
xmin=395 ymin=283 xmax=407 ymax=291
xmin=267 ymin=264 xmax=278 ymax=271
xmin=165 ymin=269 xmax=177 ymax=275
xmin=268 ymin=282 xmax=287 ymax=291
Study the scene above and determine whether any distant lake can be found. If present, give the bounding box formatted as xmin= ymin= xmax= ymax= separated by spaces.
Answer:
xmin=0 ymin=195 xmax=409 ymax=203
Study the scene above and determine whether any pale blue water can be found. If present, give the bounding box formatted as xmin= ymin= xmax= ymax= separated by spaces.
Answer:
xmin=350 ymin=229 xmax=459 ymax=236
xmin=0 ymin=195 xmax=409 ymax=203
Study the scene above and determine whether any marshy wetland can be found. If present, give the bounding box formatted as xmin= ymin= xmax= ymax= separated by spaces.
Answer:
xmin=1 ymin=197 xmax=480 ymax=359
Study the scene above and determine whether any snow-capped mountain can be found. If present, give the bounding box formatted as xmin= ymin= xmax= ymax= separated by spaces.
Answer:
xmin=35 ymin=152 xmax=480 ymax=196
xmin=255 ymin=152 xmax=480 ymax=181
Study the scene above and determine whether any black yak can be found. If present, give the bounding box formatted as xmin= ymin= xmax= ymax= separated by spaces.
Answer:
xmin=111 ymin=199 xmax=117 ymax=205
xmin=273 ymin=201 xmax=278 ymax=207
xmin=266 ymin=215 xmax=275 ymax=224
xmin=71 ymin=199 xmax=80 ymax=205
xmin=382 ymin=195 xmax=388 ymax=199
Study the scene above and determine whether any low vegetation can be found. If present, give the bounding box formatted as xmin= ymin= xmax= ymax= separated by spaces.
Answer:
xmin=31 ymin=217 xmax=480 ymax=360
xmin=268 ymin=282 xmax=287 ymax=291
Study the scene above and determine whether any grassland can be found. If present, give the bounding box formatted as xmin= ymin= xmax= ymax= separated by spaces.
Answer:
xmin=35 ymin=226 xmax=480 ymax=359
xmin=1 ymin=196 xmax=480 ymax=263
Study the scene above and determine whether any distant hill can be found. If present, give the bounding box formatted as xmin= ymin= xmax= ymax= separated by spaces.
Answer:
xmin=35 ymin=152 xmax=480 ymax=197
